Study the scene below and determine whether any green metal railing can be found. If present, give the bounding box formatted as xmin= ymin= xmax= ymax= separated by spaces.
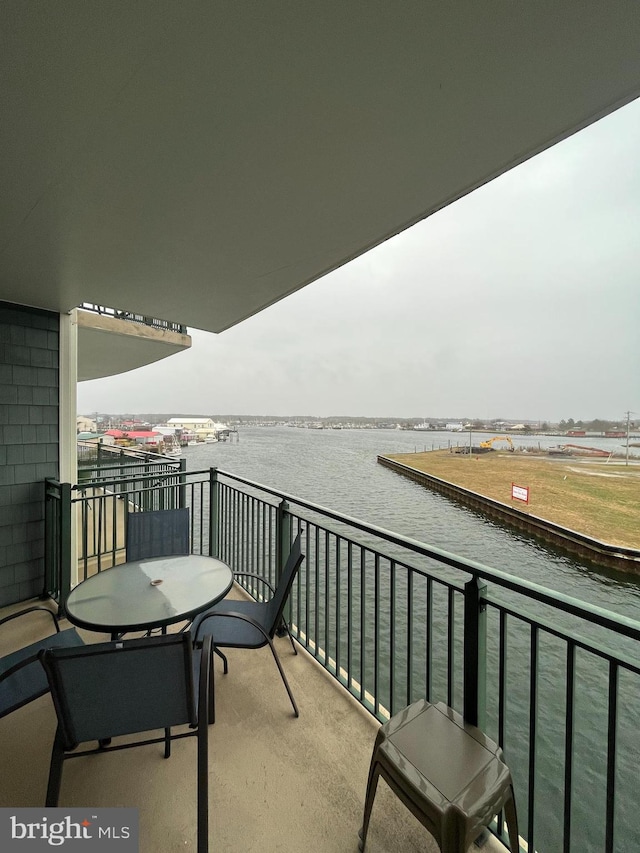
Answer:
xmin=44 ymin=466 xmax=640 ymax=853
xmin=77 ymin=441 xmax=183 ymax=471
xmin=45 ymin=459 xmax=186 ymax=596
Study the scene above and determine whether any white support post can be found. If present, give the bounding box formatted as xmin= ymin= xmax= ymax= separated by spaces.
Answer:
xmin=59 ymin=310 xmax=79 ymax=588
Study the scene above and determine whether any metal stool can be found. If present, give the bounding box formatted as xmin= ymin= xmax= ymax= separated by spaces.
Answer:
xmin=359 ymin=700 xmax=520 ymax=852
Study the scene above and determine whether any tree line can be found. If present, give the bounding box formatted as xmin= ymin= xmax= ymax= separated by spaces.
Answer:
xmin=556 ymin=418 xmax=632 ymax=432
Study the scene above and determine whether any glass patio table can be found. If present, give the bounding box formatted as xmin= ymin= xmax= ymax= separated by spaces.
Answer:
xmin=64 ymin=554 xmax=234 ymax=638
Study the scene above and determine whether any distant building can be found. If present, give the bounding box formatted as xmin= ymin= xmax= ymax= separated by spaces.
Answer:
xmin=76 ymin=415 xmax=96 ymax=433
xmin=164 ymin=416 xmax=229 ymax=439
xmin=167 ymin=417 xmax=215 ymax=430
xmin=77 ymin=432 xmax=115 ymax=445
xmin=105 ymin=429 xmax=162 ymax=446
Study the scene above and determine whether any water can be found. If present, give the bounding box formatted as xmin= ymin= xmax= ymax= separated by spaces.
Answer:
xmin=185 ymin=427 xmax=640 ymax=610
xmin=183 ymin=427 xmax=640 ymax=852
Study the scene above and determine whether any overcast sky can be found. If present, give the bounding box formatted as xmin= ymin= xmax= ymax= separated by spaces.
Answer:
xmin=78 ymin=98 xmax=640 ymax=424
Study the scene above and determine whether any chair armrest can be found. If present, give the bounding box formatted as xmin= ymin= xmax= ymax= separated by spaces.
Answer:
xmin=197 ymin=635 xmax=212 ymax=724
xmin=0 ymin=626 xmax=84 ymax=720
xmin=195 ymin=610 xmax=271 ymax=642
xmin=233 ymin=573 xmax=276 ymax=595
xmin=0 ymin=651 xmax=42 ymax=684
xmin=0 ymin=606 xmax=61 ymax=633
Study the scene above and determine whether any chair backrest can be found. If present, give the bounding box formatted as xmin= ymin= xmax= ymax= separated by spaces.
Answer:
xmin=126 ymin=507 xmax=190 ymax=561
xmin=39 ymin=633 xmax=196 ymax=749
xmin=265 ymin=532 xmax=304 ymax=637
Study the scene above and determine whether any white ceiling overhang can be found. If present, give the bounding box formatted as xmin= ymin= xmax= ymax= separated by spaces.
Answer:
xmin=1 ymin=2 xmax=639 ymax=334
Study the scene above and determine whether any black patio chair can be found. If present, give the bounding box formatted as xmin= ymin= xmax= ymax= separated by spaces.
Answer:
xmin=125 ymin=507 xmax=190 ymax=562
xmin=0 ymin=606 xmax=84 ymax=720
xmin=191 ymin=532 xmax=304 ymax=721
xmin=39 ymin=632 xmax=212 ymax=853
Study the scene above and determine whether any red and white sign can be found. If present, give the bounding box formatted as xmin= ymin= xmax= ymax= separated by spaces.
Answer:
xmin=511 ymin=483 xmax=529 ymax=504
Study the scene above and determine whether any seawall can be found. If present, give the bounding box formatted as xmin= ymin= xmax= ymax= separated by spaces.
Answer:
xmin=377 ymin=455 xmax=640 ymax=575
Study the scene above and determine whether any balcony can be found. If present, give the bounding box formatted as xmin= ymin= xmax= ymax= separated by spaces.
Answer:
xmin=3 ymin=463 xmax=640 ymax=852
xmin=0 ymin=595 xmax=444 ymax=852
xmin=76 ymin=304 xmax=191 ymax=382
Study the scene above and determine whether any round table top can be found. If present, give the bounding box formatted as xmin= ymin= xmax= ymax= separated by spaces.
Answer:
xmin=65 ymin=554 xmax=234 ymax=634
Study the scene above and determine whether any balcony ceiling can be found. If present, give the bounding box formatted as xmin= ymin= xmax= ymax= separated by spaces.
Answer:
xmin=1 ymin=2 xmax=639 ymax=334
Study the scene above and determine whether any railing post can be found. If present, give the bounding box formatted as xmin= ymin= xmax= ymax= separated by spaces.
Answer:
xmin=275 ymin=499 xmax=291 ymax=637
xmin=118 ymin=450 xmax=125 ymax=499
xmin=178 ymin=458 xmax=187 ymax=509
xmin=58 ymin=482 xmax=73 ymax=614
xmin=463 ymin=575 xmax=487 ymax=728
xmin=144 ymin=455 xmax=152 ymax=510
xmin=276 ymin=499 xmax=291 ymax=579
xmin=209 ymin=467 xmax=219 ymax=557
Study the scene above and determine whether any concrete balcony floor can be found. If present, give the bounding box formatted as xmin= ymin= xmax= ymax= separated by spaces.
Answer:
xmin=0 ymin=596 xmax=505 ymax=853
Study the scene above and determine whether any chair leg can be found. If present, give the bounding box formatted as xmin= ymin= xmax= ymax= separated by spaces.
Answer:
xmin=196 ymin=640 xmax=211 ymax=853
xmin=288 ymin=633 xmax=297 ymax=655
xmin=164 ymin=727 xmax=171 ymax=759
xmin=213 ymin=646 xmax=228 ymax=674
xmin=265 ymin=636 xmax=299 ymax=717
xmin=45 ymin=727 xmax=66 ymax=807
xmin=197 ymin=724 xmax=209 ymax=853
xmin=358 ymin=759 xmax=382 ymax=852
xmin=503 ymin=785 xmax=520 ymax=853
xmin=282 ymin=618 xmax=298 ymax=655
xmin=208 ymin=645 xmax=216 ymax=725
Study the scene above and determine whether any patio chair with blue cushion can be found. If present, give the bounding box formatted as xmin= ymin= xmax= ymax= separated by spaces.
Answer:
xmin=125 ymin=507 xmax=190 ymax=562
xmin=191 ymin=532 xmax=304 ymax=721
xmin=0 ymin=606 xmax=85 ymax=720
xmin=39 ymin=632 xmax=212 ymax=853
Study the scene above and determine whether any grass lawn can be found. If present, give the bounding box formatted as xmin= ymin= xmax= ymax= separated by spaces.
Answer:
xmin=384 ymin=450 xmax=640 ymax=549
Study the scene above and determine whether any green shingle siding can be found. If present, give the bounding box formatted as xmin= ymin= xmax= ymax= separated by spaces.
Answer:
xmin=0 ymin=303 xmax=59 ymax=605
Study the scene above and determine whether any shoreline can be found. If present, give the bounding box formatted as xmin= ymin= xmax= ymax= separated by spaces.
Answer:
xmin=377 ymin=455 xmax=640 ymax=575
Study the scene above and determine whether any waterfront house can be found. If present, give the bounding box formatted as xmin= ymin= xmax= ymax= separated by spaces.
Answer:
xmin=1 ymin=5 xmax=640 ymax=851
xmin=76 ymin=416 xmax=97 ymax=434
xmin=166 ymin=418 xmax=217 ymax=432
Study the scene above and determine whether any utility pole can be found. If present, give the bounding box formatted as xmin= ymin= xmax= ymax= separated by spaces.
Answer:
xmin=624 ymin=410 xmax=633 ymax=466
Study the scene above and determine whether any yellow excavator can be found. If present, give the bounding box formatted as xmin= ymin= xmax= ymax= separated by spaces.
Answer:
xmin=479 ymin=435 xmax=514 ymax=451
